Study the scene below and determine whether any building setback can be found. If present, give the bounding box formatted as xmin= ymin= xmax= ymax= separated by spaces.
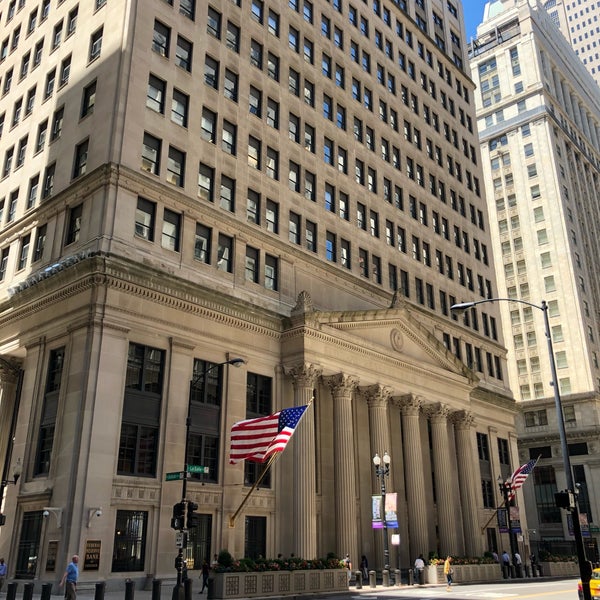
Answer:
xmin=471 ymin=0 xmax=600 ymax=559
xmin=0 ymin=0 xmax=517 ymax=587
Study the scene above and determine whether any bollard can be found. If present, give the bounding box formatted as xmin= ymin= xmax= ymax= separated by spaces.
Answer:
xmin=368 ymin=569 xmax=376 ymax=588
xmin=354 ymin=571 xmax=362 ymax=589
xmin=206 ymin=577 xmax=214 ymax=600
xmin=152 ymin=579 xmax=161 ymax=600
xmin=23 ymin=582 xmax=33 ymax=600
xmin=184 ymin=577 xmax=192 ymax=600
xmin=41 ymin=583 xmax=52 ymax=600
xmin=382 ymin=569 xmax=390 ymax=587
xmin=125 ymin=578 xmax=135 ymax=600
xmin=408 ymin=568 xmax=414 ymax=585
xmin=6 ymin=582 xmax=17 ymax=600
xmin=395 ymin=569 xmax=401 ymax=586
xmin=95 ymin=581 xmax=106 ymax=600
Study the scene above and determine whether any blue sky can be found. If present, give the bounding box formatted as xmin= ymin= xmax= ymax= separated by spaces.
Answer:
xmin=463 ymin=1 xmax=488 ymax=41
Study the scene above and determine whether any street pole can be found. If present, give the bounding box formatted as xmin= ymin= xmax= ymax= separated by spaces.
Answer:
xmin=373 ymin=452 xmax=391 ymax=581
xmin=451 ymin=299 xmax=591 ymax=600
xmin=499 ymin=480 xmax=519 ymax=577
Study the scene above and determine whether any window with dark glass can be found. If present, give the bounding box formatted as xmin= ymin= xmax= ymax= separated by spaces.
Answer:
xmin=111 ymin=510 xmax=148 ymax=572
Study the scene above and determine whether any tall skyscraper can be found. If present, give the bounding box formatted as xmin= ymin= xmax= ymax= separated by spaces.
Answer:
xmin=0 ymin=0 xmax=517 ymax=585
xmin=471 ymin=0 xmax=600 ymax=558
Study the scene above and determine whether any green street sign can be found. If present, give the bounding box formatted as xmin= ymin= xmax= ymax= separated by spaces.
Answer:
xmin=187 ymin=465 xmax=209 ymax=474
xmin=166 ymin=471 xmax=185 ymax=481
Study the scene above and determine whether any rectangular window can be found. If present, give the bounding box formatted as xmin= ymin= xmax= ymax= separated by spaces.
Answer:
xmin=142 ymin=133 xmax=161 ymax=175
xmin=135 ymin=197 xmax=155 ymax=241
xmin=89 ymin=27 xmax=103 ymax=60
xmin=217 ymin=233 xmax=233 ymax=272
xmin=72 ymin=139 xmax=89 ymax=178
xmin=65 ymin=204 xmax=82 ymax=245
xmin=162 ymin=209 xmax=181 ymax=251
xmin=194 ymin=223 xmax=211 ymax=263
xmin=176 ymin=35 xmax=192 ymax=71
xmin=152 ymin=20 xmax=170 ymax=56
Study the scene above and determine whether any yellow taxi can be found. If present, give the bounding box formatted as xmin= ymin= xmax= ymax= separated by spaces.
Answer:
xmin=578 ymin=569 xmax=600 ymax=599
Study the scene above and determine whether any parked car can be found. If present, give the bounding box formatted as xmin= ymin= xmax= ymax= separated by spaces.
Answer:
xmin=578 ymin=569 xmax=600 ymax=600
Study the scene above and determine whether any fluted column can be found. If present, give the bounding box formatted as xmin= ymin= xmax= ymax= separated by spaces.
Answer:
xmin=426 ymin=402 xmax=459 ymax=555
xmin=399 ymin=394 xmax=429 ymax=557
xmin=324 ymin=373 xmax=359 ymax=562
xmin=453 ymin=410 xmax=482 ymax=557
xmin=361 ymin=384 xmax=393 ymax=570
xmin=285 ymin=363 xmax=322 ymax=559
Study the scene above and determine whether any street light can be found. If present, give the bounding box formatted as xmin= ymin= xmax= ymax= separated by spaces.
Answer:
xmin=373 ymin=451 xmax=391 ymax=579
xmin=451 ymin=299 xmax=591 ymax=600
xmin=172 ymin=357 xmax=245 ymax=600
xmin=497 ymin=476 xmax=519 ymax=578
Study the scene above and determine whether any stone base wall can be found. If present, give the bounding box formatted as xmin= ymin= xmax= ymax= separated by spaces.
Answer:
xmin=539 ymin=562 xmax=579 ymax=577
xmin=211 ymin=569 xmax=348 ymax=598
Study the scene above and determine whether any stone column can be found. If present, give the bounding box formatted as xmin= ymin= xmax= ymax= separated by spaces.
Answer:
xmin=285 ymin=363 xmax=322 ymax=559
xmin=453 ymin=410 xmax=482 ymax=557
xmin=361 ymin=384 xmax=393 ymax=569
xmin=324 ymin=373 xmax=359 ymax=562
xmin=399 ymin=394 xmax=429 ymax=558
xmin=426 ymin=402 xmax=459 ymax=556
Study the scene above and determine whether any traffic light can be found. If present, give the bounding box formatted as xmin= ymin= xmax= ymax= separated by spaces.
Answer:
xmin=555 ymin=490 xmax=575 ymax=510
xmin=186 ymin=501 xmax=200 ymax=529
xmin=171 ymin=501 xmax=186 ymax=530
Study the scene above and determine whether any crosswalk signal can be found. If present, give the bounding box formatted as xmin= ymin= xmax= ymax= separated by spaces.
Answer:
xmin=555 ymin=490 xmax=575 ymax=510
xmin=186 ymin=501 xmax=200 ymax=529
xmin=171 ymin=501 xmax=186 ymax=530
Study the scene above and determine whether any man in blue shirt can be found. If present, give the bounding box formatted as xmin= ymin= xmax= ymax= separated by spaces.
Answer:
xmin=0 ymin=557 xmax=7 ymax=591
xmin=60 ymin=555 xmax=79 ymax=600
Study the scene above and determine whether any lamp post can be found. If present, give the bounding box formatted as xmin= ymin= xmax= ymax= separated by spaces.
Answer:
xmin=373 ymin=451 xmax=391 ymax=579
xmin=498 ymin=476 xmax=519 ymax=578
xmin=451 ymin=299 xmax=591 ymax=600
xmin=172 ymin=357 xmax=245 ymax=600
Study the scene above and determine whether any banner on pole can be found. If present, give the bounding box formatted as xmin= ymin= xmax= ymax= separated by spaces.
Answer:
xmin=372 ymin=493 xmax=398 ymax=528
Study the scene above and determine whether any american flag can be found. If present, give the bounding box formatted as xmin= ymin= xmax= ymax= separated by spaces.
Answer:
xmin=229 ymin=405 xmax=308 ymax=464
xmin=506 ymin=457 xmax=539 ymax=500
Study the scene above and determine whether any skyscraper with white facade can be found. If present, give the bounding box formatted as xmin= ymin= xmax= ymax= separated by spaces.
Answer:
xmin=471 ymin=0 xmax=600 ymax=558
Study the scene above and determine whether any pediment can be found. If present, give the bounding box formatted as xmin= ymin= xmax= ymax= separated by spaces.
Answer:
xmin=297 ymin=302 xmax=473 ymax=381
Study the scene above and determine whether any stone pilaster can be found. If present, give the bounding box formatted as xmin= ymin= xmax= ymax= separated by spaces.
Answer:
xmin=452 ymin=410 xmax=482 ymax=557
xmin=324 ymin=373 xmax=359 ymax=563
xmin=285 ymin=363 xmax=322 ymax=559
xmin=398 ymin=393 xmax=429 ymax=557
xmin=425 ymin=402 xmax=459 ymax=555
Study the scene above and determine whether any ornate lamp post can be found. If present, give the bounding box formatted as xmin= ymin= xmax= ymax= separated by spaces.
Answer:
xmin=373 ymin=451 xmax=391 ymax=577
xmin=451 ymin=299 xmax=591 ymax=600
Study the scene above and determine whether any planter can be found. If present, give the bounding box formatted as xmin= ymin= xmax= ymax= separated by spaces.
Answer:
xmin=211 ymin=569 xmax=348 ymax=598
xmin=539 ymin=561 xmax=579 ymax=577
xmin=428 ymin=563 xmax=501 ymax=584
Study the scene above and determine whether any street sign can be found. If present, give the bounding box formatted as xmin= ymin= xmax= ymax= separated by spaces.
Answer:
xmin=175 ymin=531 xmax=187 ymax=549
xmin=166 ymin=471 xmax=185 ymax=481
xmin=187 ymin=465 xmax=209 ymax=474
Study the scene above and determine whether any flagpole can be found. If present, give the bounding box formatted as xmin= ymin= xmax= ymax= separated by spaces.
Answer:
xmin=480 ymin=499 xmax=507 ymax=534
xmin=229 ymin=453 xmax=279 ymax=528
xmin=228 ymin=398 xmax=314 ymax=528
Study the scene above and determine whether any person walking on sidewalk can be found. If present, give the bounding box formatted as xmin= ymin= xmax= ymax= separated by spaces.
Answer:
xmin=414 ymin=554 xmax=425 ymax=585
xmin=199 ymin=560 xmax=210 ymax=593
xmin=60 ymin=555 xmax=79 ymax=600
xmin=443 ymin=556 xmax=453 ymax=591
xmin=0 ymin=558 xmax=7 ymax=592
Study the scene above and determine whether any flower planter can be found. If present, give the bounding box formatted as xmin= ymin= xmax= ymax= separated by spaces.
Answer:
xmin=539 ymin=561 xmax=579 ymax=577
xmin=428 ymin=563 xmax=501 ymax=584
xmin=211 ymin=569 xmax=348 ymax=598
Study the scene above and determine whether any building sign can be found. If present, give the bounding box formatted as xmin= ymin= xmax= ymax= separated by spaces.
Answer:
xmin=84 ymin=540 xmax=101 ymax=571
xmin=371 ymin=493 xmax=398 ymax=528
xmin=46 ymin=541 xmax=58 ymax=572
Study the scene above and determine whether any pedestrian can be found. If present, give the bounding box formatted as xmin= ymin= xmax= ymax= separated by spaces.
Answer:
xmin=60 ymin=555 xmax=79 ymax=600
xmin=0 ymin=558 xmax=6 ymax=592
xmin=443 ymin=555 xmax=453 ymax=591
xmin=414 ymin=554 xmax=425 ymax=585
xmin=501 ymin=550 xmax=510 ymax=566
xmin=199 ymin=560 xmax=210 ymax=593
xmin=343 ymin=554 xmax=352 ymax=583
xmin=210 ymin=554 xmax=219 ymax=569
xmin=492 ymin=550 xmax=499 ymax=563
xmin=360 ymin=555 xmax=368 ymax=580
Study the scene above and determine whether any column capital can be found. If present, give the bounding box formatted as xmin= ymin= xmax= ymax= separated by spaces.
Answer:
xmin=323 ymin=373 xmax=359 ymax=396
xmin=424 ymin=402 xmax=451 ymax=423
xmin=360 ymin=384 xmax=392 ymax=407
xmin=0 ymin=357 xmax=22 ymax=383
xmin=395 ymin=393 xmax=423 ymax=415
xmin=451 ymin=409 xmax=475 ymax=429
xmin=285 ymin=363 xmax=323 ymax=388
